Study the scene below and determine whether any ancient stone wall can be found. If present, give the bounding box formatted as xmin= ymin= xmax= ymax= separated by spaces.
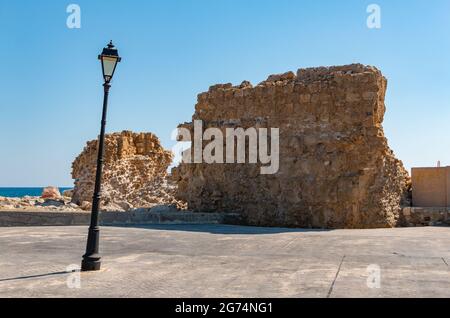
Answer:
xmin=173 ymin=64 xmax=410 ymax=229
xmin=72 ymin=131 xmax=184 ymax=211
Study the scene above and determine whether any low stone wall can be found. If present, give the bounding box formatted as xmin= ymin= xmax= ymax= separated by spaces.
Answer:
xmin=1 ymin=209 xmax=447 ymax=228
xmin=0 ymin=211 xmax=240 ymax=227
xmin=400 ymin=207 xmax=450 ymax=227
xmin=0 ymin=211 xmax=90 ymax=227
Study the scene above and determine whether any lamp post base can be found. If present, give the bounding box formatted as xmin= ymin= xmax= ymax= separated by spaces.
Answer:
xmin=81 ymin=254 xmax=102 ymax=271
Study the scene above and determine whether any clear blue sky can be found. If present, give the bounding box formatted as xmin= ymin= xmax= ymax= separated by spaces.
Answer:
xmin=0 ymin=0 xmax=449 ymax=187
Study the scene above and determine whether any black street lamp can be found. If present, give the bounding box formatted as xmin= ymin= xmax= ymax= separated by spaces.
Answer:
xmin=81 ymin=41 xmax=121 ymax=272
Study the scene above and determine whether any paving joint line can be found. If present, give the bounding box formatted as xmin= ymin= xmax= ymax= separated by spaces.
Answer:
xmin=327 ymin=255 xmax=345 ymax=298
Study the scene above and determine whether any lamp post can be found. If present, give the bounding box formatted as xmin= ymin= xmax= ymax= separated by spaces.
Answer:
xmin=81 ymin=41 xmax=121 ymax=272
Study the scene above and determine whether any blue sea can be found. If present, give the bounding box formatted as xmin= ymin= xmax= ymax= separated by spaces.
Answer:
xmin=0 ymin=187 xmax=73 ymax=198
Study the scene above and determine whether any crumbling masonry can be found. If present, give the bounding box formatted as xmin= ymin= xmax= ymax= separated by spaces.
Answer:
xmin=72 ymin=131 xmax=184 ymax=211
xmin=173 ymin=64 xmax=410 ymax=229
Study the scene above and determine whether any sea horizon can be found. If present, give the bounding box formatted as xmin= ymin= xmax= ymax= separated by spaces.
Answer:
xmin=0 ymin=187 xmax=73 ymax=198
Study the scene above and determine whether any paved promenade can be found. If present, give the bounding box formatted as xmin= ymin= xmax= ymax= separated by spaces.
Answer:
xmin=1 ymin=225 xmax=450 ymax=297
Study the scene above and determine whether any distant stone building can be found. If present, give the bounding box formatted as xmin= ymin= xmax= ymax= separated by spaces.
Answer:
xmin=412 ymin=167 xmax=450 ymax=207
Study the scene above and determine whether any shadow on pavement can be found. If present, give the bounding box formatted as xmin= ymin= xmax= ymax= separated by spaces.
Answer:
xmin=107 ymin=224 xmax=333 ymax=235
xmin=0 ymin=270 xmax=72 ymax=283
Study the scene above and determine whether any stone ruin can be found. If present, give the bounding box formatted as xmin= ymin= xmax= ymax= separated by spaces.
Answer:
xmin=172 ymin=64 xmax=410 ymax=229
xmin=72 ymin=131 xmax=185 ymax=211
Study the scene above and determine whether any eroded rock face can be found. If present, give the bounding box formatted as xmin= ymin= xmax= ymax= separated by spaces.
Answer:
xmin=173 ymin=64 xmax=410 ymax=229
xmin=72 ymin=131 xmax=184 ymax=211
xmin=41 ymin=186 xmax=61 ymax=199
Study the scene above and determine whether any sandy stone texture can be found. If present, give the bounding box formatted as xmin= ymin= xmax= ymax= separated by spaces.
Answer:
xmin=173 ymin=64 xmax=410 ymax=229
xmin=72 ymin=131 xmax=185 ymax=211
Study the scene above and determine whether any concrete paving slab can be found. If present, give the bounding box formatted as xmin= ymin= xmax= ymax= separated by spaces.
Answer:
xmin=0 ymin=225 xmax=450 ymax=297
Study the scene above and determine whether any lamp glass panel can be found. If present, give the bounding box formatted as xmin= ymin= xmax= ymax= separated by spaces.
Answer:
xmin=102 ymin=56 xmax=117 ymax=78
